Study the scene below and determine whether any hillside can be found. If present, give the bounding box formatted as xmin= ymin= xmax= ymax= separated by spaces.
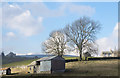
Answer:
xmin=65 ymin=60 xmax=118 ymax=76
xmin=2 ymin=56 xmax=78 ymax=67
xmin=2 ymin=59 xmax=119 ymax=77
xmin=3 ymin=59 xmax=38 ymax=67
xmin=2 ymin=56 xmax=36 ymax=65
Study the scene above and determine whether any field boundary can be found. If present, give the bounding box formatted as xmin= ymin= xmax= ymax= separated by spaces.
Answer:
xmin=88 ymin=57 xmax=120 ymax=60
xmin=65 ymin=57 xmax=120 ymax=62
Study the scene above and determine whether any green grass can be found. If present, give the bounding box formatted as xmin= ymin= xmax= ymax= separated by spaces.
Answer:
xmin=2 ymin=56 xmax=88 ymax=68
xmin=3 ymin=56 xmax=119 ymax=76
xmin=4 ymin=56 xmax=113 ymax=68
xmin=63 ymin=56 xmax=88 ymax=61
xmin=65 ymin=59 xmax=119 ymax=76
xmin=3 ymin=56 xmax=78 ymax=67
xmin=3 ymin=59 xmax=119 ymax=77
xmin=3 ymin=59 xmax=38 ymax=67
xmin=63 ymin=56 xmax=79 ymax=60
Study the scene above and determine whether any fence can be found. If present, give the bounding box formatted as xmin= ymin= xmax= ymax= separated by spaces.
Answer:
xmin=65 ymin=59 xmax=78 ymax=63
xmin=88 ymin=57 xmax=120 ymax=61
xmin=65 ymin=57 xmax=120 ymax=62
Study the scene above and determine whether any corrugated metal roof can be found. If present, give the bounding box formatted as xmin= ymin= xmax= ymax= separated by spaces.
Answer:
xmin=0 ymin=67 xmax=10 ymax=71
xmin=28 ymin=56 xmax=58 ymax=66
xmin=36 ymin=56 xmax=57 ymax=61
xmin=28 ymin=61 xmax=36 ymax=66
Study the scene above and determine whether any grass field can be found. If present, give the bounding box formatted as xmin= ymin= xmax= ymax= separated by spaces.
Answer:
xmin=65 ymin=60 xmax=119 ymax=76
xmin=2 ymin=56 xmax=78 ymax=67
xmin=2 ymin=59 xmax=119 ymax=77
xmin=63 ymin=56 xmax=79 ymax=60
xmin=2 ymin=59 xmax=38 ymax=67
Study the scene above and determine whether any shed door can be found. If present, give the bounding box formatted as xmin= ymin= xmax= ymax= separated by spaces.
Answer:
xmin=40 ymin=61 xmax=51 ymax=71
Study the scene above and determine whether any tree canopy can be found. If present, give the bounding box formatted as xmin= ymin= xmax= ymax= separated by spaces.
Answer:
xmin=63 ymin=17 xmax=101 ymax=60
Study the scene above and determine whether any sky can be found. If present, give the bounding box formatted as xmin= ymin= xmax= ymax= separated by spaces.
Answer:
xmin=0 ymin=2 xmax=118 ymax=56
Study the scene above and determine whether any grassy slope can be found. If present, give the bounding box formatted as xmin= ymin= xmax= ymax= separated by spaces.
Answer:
xmin=2 ymin=56 xmax=35 ymax=64
xmin=3 ymin=59 xmax=119 ymax=77
xmin=2 ymin=56 xmax=77 ymax=67
xmin=65 ymin=60 xmax=118 ymax=76
xmin=3 ymin=57 xmax=119 ymax=76
xmin=2 ymin=59 xmax=38 ymax=67
xmin=63 ymin=56 xmax=78 ymax=60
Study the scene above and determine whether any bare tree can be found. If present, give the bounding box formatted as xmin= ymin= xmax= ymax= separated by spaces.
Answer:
xmin=64 ymin=17 xmax=101 ymax=61
xmin=83 ymin=42 xmax=98 ymax=60
xmin=83 ymin=41 xmax=98 ymax=54
xmin=42 ymin=30 xmax=71 ymax=56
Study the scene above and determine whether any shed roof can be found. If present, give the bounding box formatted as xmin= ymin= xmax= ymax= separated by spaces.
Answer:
xmin=0 ymin=67 xmax=10 ymax=71
xmin=28 ymin=61 xmax=36 ymax=66
xmin=28 ymin=56 xmax=64 ymax=66
xmin=36 ymin=56 xmax=57 ymax=61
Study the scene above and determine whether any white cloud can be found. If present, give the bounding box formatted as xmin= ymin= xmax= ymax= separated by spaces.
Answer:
xmin=16 ymin=53 xmax=26 ymax=55
xmin=2 ymin=3 xmax=23 ymax=20
xmin=4 ymin=32 xmax=16 ymax=41
xmin=21 ymin=2 xmax=95 ymax=17
xmin=3 ymin=3 xmax=43 ymax=37
xmin=9 ymin=5 xmax=15 ymax=8
xmin=112 ymin=23 xmax=118 ymax=38
xmin=96 ymin=37 xmax=115 ymax=52
xmin=67 ymin=4 xmax=95 ymax=16
xmin=6 ymin=32 xmax=15 ymax=37
xmin=3 ymin=3 xmax=95 ymax=37
xmin=21 ymin=2 xmax=65 ymax=17
xmin=16 ymin=52 xmax=34 ymax=55
xmin=5 ymin=10 xmax=43 ymax=36
xmin=27 ymin=53 xmax=33 ymax=55
xmin=96 ymin=23 xmax=118 ymax=56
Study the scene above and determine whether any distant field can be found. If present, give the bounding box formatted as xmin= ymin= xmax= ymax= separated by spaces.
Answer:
xmin=63 ymin=56 xmax=79 ymax=60
xmin=3 ymin=56 xmax=78 ymax=67
xmin=2 ymin=58 xmax=119 ymax=77
xmin=2 ymin=59 xmax=38 ymax=67
xmin=2 ymin=56 xmax=119 ymax=77
xmin=65 ymin=59 xmax=119 ymax=76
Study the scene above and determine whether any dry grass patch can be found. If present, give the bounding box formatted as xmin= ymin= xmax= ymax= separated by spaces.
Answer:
xmin=65 ymin=60 xmax=118 ymax=76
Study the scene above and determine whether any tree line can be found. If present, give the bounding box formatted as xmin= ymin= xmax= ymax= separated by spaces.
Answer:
xmin=42 ymin=16 xmax=101 ymax=61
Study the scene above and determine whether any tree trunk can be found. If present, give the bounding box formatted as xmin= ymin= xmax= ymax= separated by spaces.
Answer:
xmin=79 ymin=51 xmax=82 ymax=61
xmin=79 ymin=47 xmax=82 ymax=61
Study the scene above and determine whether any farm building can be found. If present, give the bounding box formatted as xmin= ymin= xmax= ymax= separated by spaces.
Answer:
xmin=28 ymin=56 xmax=65 ymax=74
xmin=101 ymin=49 xmax=118 ymax=57
xmin=6 ymin=52 xmax=16 ymax=57
xmin=83 ymin=52 xmax=91 ymax=60
xmin=0 ymin=68 xmax=11 ymax=75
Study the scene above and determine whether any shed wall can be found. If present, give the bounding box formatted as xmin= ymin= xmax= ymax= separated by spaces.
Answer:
xmin=51 ymin=59 xmax=65 ymax=72
xmin=40 ymin=61 xmax=51 ymax=72
xmin=35 ymin=65 xmax=40 ymax=73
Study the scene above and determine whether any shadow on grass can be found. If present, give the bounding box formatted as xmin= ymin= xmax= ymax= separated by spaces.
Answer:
xmin=65 ymin=69 xmax=89 ymax=75
xmin=10 ymin=73 xmax=19 ymax=75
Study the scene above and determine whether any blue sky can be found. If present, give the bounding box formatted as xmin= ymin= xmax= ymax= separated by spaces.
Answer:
xmin=1 ymin=2 xmax=118 ymax=56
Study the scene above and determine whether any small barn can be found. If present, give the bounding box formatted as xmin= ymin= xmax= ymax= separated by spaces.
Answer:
xmin=28 ymin=56 xmax=65 ymax=74
xmin=101 ymin=49 xmax=118 ymax=57
xmin=0 ymin=68 xmax=11 ymax=75
xmin=83 ymin=52 xmax=91 ymax=60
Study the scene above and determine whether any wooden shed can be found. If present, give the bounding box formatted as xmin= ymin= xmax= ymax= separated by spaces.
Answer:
xmin=28 ymin=56 xmax=65 ymax=74
xmin=83 ymin=52 xmax=91 ymax=60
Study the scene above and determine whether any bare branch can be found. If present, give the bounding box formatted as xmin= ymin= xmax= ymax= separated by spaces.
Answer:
xmin=42 ymin=30 xmax=72 ymax=56
xmin=64 ymin=16 xmax=101 ymax=60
